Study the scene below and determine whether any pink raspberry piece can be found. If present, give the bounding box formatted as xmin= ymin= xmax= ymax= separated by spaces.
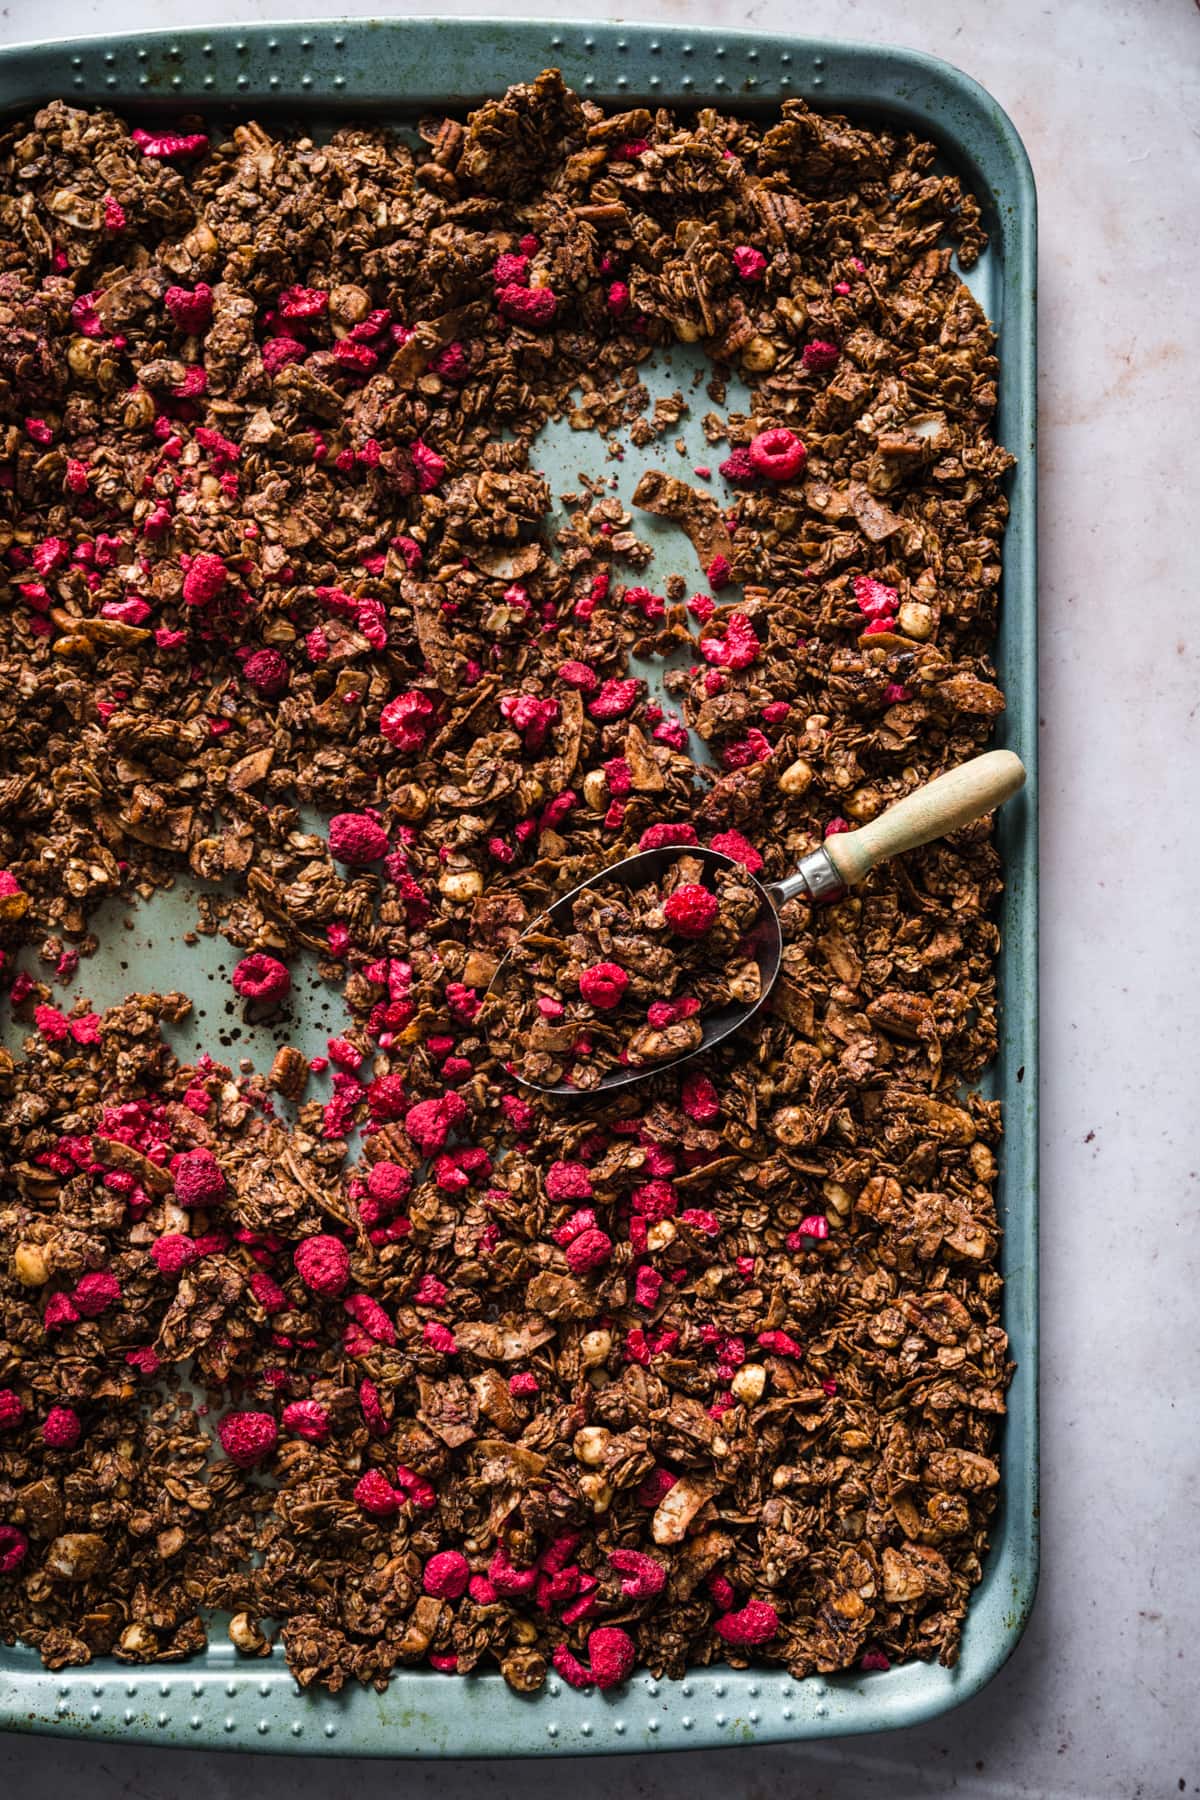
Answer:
xmin=748 ymin=428 xmax=806 ymax=482
xmin=380 ymin=690 xmax=435 ymax=751
xmin=564 ymin=1227 xmax=612 ymax=1275
xmin=0 ymin=1390 xmax=25 ymax=1430
xmin=72 ymin=1271 xmax=120 ymax=1317
xmin=42 ymin=1404 xmax=81 ymax=1448
xmin=294 ymin=1234 xmax=351 ymax=1298
xmin=709 ymin=828 xmax=763 ymax=873
xmin=732 ymin=245 xmax=767 ymax=281
xmin=663 ymin=883 xmax=719 ymax=939
xmin=423 ymin=1550 xmax=470 ymax=1599
xmin=172 ymin=1148 xmax=227 ymax=1209
xmin=578 ymin=962 xmax=628 ymax=1010
xmin=242 ymin=649 xmax=290 ymax=698
xmin=328 ymin=812 xmax=389 ymax=865
xmin=802 ymin=339 xmax=840 ymax=372
xmin=218 ymin=1410 xmax=278 ymax=1469
xmin=282 ymin=1400 xmax=331 ymax=1443
xmin=232 ymin=952 xmax=291 ymax=1004
xmin=715 ymin=1598 xmax=779 ymax=1646
xmin=608 ymin=1548 xmax=666 ymax=1600
xmin=181 ymin=552 xmax=226 ymax=609
xmin=355 ymin=1470 xmax=401 ymax=1517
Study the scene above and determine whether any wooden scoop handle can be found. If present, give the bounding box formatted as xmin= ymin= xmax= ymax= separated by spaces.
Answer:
xmin=822 ymin=750 xmax=1026 ymax=888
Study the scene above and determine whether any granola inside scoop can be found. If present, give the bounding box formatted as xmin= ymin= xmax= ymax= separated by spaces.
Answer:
xmin=0 ymin=78 xmax=1011 ymax=1696
xmin=485 ymin=858 xmax=765 ymax=1088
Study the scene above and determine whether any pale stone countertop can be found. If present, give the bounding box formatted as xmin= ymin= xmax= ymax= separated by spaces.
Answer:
xmin=1 ymin=0 xmax=1197 ymax=1794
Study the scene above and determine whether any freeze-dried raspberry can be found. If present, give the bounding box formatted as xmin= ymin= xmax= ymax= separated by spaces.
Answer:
xmin=42 ymin=1404 xmax=81 ymax=1449
xmin=606 ymin=280 xmax=630 ymax=316
xmin=344 ymin=1292 xmax=395 ymax=1345
xmin=218 ymin=1410 xmax=278 ymax=1469
xmin=328 ymin=812 xmax=388 ymax=865
xmin=164 ymin=283 xmax=213 ymax=334
xmin=410 ymin=440 xmax=446 ymax=492
xmin=802 ymin=339 xmax=840 ymax=372
xmin=757 ymin=1329 xmax=803 ymax=1358
xmin=72 ymin=1270 xmax=121 ymax=1317
xmin=102 ymin=194 xmax=126 ymax=231
xmin=715 ymin=1598 xmax=779 ymax=1646
xmin=853 ymin=574 xmax=899 ymax=619
xmin=663 ymin=883 xmax=719 ymax=938
xmin=0 ymin=1527 xmax=29 ymax=1574
xmin=355 ymin=1470 xmax=401 ymax=1518
xmin=557 ymin=659 xmax=598 ymax=692
xmin=498 ymin=284 xmax=558 ymax=326
xmin=423 ymin=1320 xmax=457 ymax=1354
xmin=718 ymin=448 xmax=757 ymax=484
xmin=706 ymin=553 xmax=733 ymax=590
xmin=709 ymin=828 xmax=764 ymax=873
xmin=232 ymin=953 xmax=291 ymax=1004
xmin=423 ymin=1550 xmax=470 ymax=1598
xmin=282 ymin=1400 xmax=331 ymax=1443
xmin=564 ymin=1227 xmax=612 ymax=1274
xmin=787 ymin=1215 xmax=830 ymax=1245
xmin=588 ymin=677 xmax=641 ymax=720
xmin=545 ymin=1161 xmax=593 ymax=1202
xmin=277 ymin=285 xmax=328 ymax=319
xmin=633 ymin=1265 xmax=663 ymax=1309
xmin=151 ymin=1233 xmax=199 ymax=1277
xmin=509 ymin=1372 xmax=540 ymax=1397
xmin=293 ymin=1235 xmax=350 ymax=1298
xmin=732 ymin=245 xmax=767 ymax=280
xmin=172 ymin=1148 xmax=227 ymax=1209
xmin=492 ymin=252 xmax=529 ymax=286
xmin=366 ymin=1073 xmax=407 ymax=1124
xmin=250 ymin=1272 xmax=287 ymax=1315
xmin=587 ymin=1626 xmax=636 ymax=1689
xmin=365 ymin=1162 xmax=413 ymax=1209
xmin=646 ymin=997 xmax=699 ymax=1028
xmin=488 ymin=1544 xmax=537 ymax=1596
xmin=125 ymin=1345 xmax=161 ymax=1379
xmin=699 ymin=610 xmax=760 ymax=670
xmin=749 ymin=427 xmax=807 ymax=482
xmin=181 ymin=552 xmax=226 ymax=609
xmin=681 ymin=1072 xmax=721 ymax=1123
xmin=358 ymin=1378 xmax=388 ymax=1437
xmin=131 ymin=129 xmax=208 ymax=158
xmin=638 ymin=822 xmax=697 ymax=850
xmin=261 ymin=335 xmax=307 ymax=375
xmin=434 ymin=342 xmax=469 ymax=381
xmin=404 ymin=1092 xmax=468 ymax=1156
xmin=632 ymin=1179 xmax=678 ymax=1222
xmin=242 ymin=649 xmax=290 ymax=697
xmin=394 ymin=1465 xmax=436 ymax=1511
xmin=499 ymin=691 xmax=560 ymax=749
xmin=0 ymin=1390 xmax=25 ymax=1430
xmin=333 ymin=338 xmax=377 ymax=373
xmin=609 ymin=1548 xmax=666 ymax=1599
xmin=380 ymin=691 xmax=435 ymax=751
xmin=578 ymin=962 xmax=628 ymax=1010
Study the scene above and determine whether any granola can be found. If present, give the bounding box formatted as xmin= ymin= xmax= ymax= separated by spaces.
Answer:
xmin=0 ymin=81 xmax=1013 ymax=1694
xmin=486 ymin=857 xmax=764 ymax=1089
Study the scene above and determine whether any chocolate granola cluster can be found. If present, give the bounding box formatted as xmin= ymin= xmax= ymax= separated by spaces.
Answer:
xmin=0 ymin=78 xmax=1012 ymax=1692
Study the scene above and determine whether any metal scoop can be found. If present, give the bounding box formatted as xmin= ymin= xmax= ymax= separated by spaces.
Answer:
xmin=489 ymin=749 xmax=1026 ymax=1097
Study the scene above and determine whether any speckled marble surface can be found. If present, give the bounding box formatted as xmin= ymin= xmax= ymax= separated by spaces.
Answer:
xmin=1 ymin=0 xmax=1197 ymax=1793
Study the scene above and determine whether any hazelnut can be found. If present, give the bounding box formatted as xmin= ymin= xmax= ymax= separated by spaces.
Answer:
xmin=579 ymin=1328 xmax=612 ymax=1367
xmin=437 ymin=869 xmax=483 ymax=901
xmin=578 ymin=1471 xmax=613 ymax=1513
xmin=573 ymin=1425 xmax=611 ymax=1465
xmin=228 ymin=1611 xmax=269 ymax=1656
xmin=741 ymin=334 xmax=777 ymax=372
xmin=13 ymin=1243 xmax=49 ymax=1286
xmin=778 ymin=756 xmax=814 ymax=796
xmin=646 ymin=1219 xmax=676 ymax=1252
xmin=898 ymin=601 xmax=934 ymax=640
xmin=731 ymin=1363 xmax=767 ymax=1404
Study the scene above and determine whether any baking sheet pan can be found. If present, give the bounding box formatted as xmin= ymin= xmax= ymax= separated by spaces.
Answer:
xmin=0 ymin=17 xmax=1038 ymax=1754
